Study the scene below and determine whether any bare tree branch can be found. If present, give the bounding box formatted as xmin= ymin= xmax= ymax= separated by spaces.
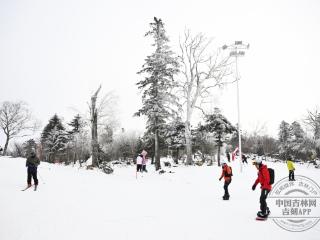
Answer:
xmin=0 ymin=101 xmax=38 ymax=155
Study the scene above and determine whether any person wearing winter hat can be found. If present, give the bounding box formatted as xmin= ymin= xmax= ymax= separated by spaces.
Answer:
xmin=25 ymin=150 xmax=40 ymax=191
xmin=136 ymin=153 xmax=143 ymax=173
xmin=219 ymin=158 xmax=233 ymax=200
xmin=141 ymin=150 xmax=148 ymax=173
xmin=252 ymin=157 xmax=271 ymax=218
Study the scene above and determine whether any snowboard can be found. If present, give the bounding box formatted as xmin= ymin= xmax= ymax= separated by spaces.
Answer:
xmin=256 ymin=216 xmax=268 ymax=221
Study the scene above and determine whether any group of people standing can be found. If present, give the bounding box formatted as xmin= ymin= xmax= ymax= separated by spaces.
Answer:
xmin=218 ymin=155 xmax=296 ymax=219
xmin=136 ymin=150 xmax=148 ymax=173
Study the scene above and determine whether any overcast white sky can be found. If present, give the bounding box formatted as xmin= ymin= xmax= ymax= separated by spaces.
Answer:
xmin=1 ymin=0 xmax=320 ymax=145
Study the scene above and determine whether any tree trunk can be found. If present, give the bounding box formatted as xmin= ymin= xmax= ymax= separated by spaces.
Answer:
xmin=155 ymin=130 xmax=161 ymax=170
xmin=91 ymin=86 xmax=101 ymax=167
xmin=91 ymin=111 xmax=99 ymax=167
xmin=174 ymin=147 xmax=179 ymax=164
xmin=185 ymin=96 xmax=193 ymax=165
xmin=185 ymin=121 xmax=193 ymax=165
xmin=3 ymin=134 xmax=9 ymax=156
xmin=217 ymin=144 xmax=221 ymax=167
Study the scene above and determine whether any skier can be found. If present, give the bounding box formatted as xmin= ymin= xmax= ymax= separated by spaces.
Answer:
xmin=252 ymin=157 xmax=271 ymax=219
xmin=25 ymin=150 xmax=40 ymax=191
xmin=141 ymin=150 xmax=148 ymax=172
xmin=286 ymin=156 xmax=295 ymax=181
xmin=219 ymin=159 xmax=232 ymax=200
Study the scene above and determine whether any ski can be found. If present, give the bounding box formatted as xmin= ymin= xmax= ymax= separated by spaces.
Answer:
xmin=21 ymin=185 xmax=32 ymax=191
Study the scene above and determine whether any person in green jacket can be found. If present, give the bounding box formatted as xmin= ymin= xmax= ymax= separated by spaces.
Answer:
xmin=286 ymin=156 xmax=295 ymax=181
xmin=25 ymin=150 xmax=40 ymax=190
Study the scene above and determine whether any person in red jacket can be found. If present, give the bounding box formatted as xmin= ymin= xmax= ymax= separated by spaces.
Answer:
xmin=252 ymin=157 xmax=271 ymax=218
xmin=219 ymin=160 xmax=232 ymax=200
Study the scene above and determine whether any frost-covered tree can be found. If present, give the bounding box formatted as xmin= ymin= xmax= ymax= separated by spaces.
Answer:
xmin=178 ymin=31 xmax=231 ymax=165
xmin=290 ymin=121 xmax=304 ymax=140
xmin=68 ymin=114 xmax=82 ymax=135
xmin=305 ymin=109 xmax=320 ymax=140
xmin=41 ymin=114 xmax=68 ymax=162
xmin=305 ymin=109 xmax=320 ymax=157
xmin=165 ymin=120 xmax=185 ymax=163
xmin=135 ymin=17 xmax=180 ymax=170
xmin=289 ymin=121 xmax=305 ymax=158
xmin=278 ymin=121 xmax=291 ymax=158
xmin=67 ymin=115 xmax=90 ymax=165
xmin=199 ymin=108 xmax=236 ymax=166
xmin=43 ymin=126 xmax=68 ymax=162
xmin=41 ymin=114 xmax=65 ymax=140
xmin=193 ymin=124 xmax=216 ymax=164
xmin=279 ymin=120 xmax=308 ymax=159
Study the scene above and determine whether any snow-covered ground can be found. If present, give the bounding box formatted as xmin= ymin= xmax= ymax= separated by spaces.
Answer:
xmin=0 ymin=156 xmax=319 ymax=240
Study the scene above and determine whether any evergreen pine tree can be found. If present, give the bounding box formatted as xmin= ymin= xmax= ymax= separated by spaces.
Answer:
xmin=68 ymin=114 xmax=83 ymax=135
xmin=199 ymin=108 xmax=236 ymax=166
xmin=289 ymin=121 xmax=305 ymax=159
xmin=41 ymin=114 xmax=68 ymax=162
xmin=165 ymin=120 xmax=185 ymax=163
xmin=41 ymin=114 xmax=65 ymax=141
xmin=278 ymin=120 xmax=291 ymax=159
xmin=290 ymin=121 xmax=304 ymax=140
xmin=135 ymin=17 xmax=179 ymax=170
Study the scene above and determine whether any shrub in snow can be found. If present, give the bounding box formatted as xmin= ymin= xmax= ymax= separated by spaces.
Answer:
xmin=100 ymin=161 xmax=114 ymax=174
xmin=164 ymin=161 xmax=171 ymax=167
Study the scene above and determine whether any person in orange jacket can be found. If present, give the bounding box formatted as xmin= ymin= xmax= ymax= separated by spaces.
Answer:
xmin=252 ymin=157 xmax=271 ymax=218
xmin=219 ymin=159 xmax=232 ymax=200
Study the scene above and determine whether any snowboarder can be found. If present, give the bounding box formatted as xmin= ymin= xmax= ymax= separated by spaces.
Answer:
xmin=25 ymin=150 xmax=40 ymax=191
xmin=242 ymin=154 xmax=248 ymax=164
xmin=141 ymin=150 xmax=148 ymax=172
xmin=286 ymin=156 xmax=295 ymax=181
xmin=252 ymin=157 xmax=271 ymax=219
xmin=219 ymin=159 xmax=232 ymax=200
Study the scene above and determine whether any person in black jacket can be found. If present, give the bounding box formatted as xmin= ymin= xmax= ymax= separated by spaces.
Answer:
xmin=242 ymin=154 xmax=248 ymax=164
xmin=25 ymin=151 xmax=40 ymax=190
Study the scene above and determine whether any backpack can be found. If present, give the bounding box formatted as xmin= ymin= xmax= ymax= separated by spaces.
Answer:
xmin=225 ymin=166 xmax=233 ymax=177
xmin=268 ymin=168 xmax=275 ymax=185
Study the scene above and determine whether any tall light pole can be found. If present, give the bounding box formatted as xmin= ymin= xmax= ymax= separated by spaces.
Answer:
xmin=222 ymin=41 xmax=249 ymax=172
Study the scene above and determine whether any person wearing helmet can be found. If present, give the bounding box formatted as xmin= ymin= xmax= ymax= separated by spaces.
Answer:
xmin=25 ymin=150 xmax=40 ymax=191
xmin=252 ymin=157 xmax=271 ymax=218
xmin=219 ymin=158 xmax=233 ymax=200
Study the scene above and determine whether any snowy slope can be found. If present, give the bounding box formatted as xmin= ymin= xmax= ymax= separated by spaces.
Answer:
xmin=0 ymin=156 xmax=319 ymax=240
